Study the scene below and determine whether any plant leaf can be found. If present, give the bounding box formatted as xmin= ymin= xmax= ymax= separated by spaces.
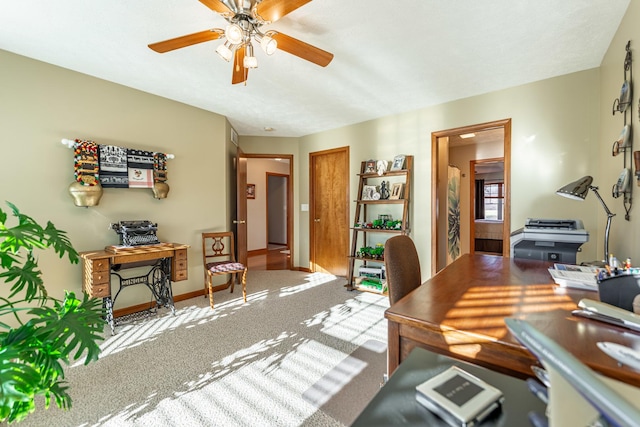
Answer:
xmin=0 ymin=253 xmax=46 ymax=301
xmin=42 ymin=222 xmax=78 ymax=264
xmin=29 ymin=292 xmax=104 ymax=365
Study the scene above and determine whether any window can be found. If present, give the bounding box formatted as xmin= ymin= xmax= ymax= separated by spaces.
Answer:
xmin=483 ymin=183 xmax=504 ymax=220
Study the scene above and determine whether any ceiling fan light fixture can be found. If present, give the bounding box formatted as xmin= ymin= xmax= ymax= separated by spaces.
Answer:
xmin=225 ymin=24 xmax=244 ymax=45
xmin=244 ymin=43 xmax=258 ymax=69
xmin=216 ymin=42 xmax=233 ymax=62
xmin=244 ymin=56 xmax=258 ymax=68
xmin=260 ymin=34 xmax=277 ymax=55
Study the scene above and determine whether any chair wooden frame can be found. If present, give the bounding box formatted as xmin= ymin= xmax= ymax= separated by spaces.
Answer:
xmin=202 ymin=231 xmax=247 ymax=309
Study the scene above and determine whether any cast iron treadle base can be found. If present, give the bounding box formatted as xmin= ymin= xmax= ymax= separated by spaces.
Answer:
xmin=114 ymin=308 xmax=158 ymax=327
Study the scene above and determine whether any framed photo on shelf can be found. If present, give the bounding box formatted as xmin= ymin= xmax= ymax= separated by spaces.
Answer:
xmin=246 ymin=183 xmax=256 ymax=199
xmin=391 ymin=155 xmax=406 ymax=171
xmin=389 ymin=183 xmax=404 ymax=200
xmin=365 ymin=159 xmax=377 ymax=173
xmin=361 ymin=185 xmax=378 ymax=200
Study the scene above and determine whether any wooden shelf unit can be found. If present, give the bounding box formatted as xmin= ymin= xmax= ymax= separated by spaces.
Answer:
xmin=347 ymin=156 xmax=412 ymax=293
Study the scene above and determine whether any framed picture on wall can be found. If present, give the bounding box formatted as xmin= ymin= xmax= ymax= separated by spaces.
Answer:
xmin=246 ymin=183 xmax=256 ymax=199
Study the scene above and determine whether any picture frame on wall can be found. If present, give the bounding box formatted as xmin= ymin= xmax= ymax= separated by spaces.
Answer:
xmin=390 ymin=183 xmax=404 ymax=200
xmin=391 ymin=155 xmax=406 ymax=171
xmin=246 ymin=183 xmax=256 ymax=199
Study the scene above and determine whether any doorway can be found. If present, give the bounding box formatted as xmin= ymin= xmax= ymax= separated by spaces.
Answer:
xmin=431 ymin=119 xmax=512 ymax=274
xmin=470 ymin=158 xmax=505 ymax=255
xmin=245 ymin=155 xmax=293 ymax=271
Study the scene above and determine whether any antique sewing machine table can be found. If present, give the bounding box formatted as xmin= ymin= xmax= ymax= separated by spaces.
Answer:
xmin=79 ymin=243 xmax=188 ymax=334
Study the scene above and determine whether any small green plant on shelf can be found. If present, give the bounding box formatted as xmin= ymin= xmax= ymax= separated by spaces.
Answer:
xmin=0 ymin=202 xmax=104 ymax=424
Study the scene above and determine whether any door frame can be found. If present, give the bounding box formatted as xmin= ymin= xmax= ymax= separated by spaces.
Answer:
xmin=235 ymin=147 xmax=248 ymax=267
xmin=431 ymin=119 xmax=512 ymax=275
xmin=245 ymin=153 xmax=294 ymax=266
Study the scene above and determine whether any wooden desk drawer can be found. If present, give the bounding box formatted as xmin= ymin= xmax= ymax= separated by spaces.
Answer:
xmin=172 ymin=269 xmax=188 ymax=282
xmin=91 ymin=259 xmax=110 ymax=272
xmin=171 ymin=248 xmax=188 ymax=281
xmin=174 ymin=249 xmax=187 ymax=260
xmin=92 ymin=271 xmax=110 ymax=284
xmin=173 ymin=259 xmax=187 ymax=270
xmin=89 ymin=283 xmax=110 ymax=298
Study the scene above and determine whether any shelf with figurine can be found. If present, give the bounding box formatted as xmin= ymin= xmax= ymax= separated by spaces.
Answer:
xmin=347 ymin=155 xmax=412 ymax=291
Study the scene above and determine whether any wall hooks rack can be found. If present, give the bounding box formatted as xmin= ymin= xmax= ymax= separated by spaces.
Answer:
xmin=611 ymin=40 xmax=633 ymax=220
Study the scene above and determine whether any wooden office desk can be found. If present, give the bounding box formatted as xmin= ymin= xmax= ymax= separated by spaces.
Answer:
xmin=385 ymin=254 xmax=640 ymax=387
xmin=80 ymin=243 xmax=188 ymax=333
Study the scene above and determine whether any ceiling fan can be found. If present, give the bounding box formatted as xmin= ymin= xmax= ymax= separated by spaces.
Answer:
xmin=148 ymin=0 xmax=334 ymax=85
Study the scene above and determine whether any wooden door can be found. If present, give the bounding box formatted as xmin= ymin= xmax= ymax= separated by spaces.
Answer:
xmin=235 ymin=147 xmax=248 ymax=266
xmin=310 ymin=147 xmax=350 ymax=276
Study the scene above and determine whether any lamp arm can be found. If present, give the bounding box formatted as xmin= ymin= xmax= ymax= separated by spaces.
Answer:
xmin=589 ymin=186 xmax=614 ymax=217
xmin=590 ymin=186 xmax=615 ymax=262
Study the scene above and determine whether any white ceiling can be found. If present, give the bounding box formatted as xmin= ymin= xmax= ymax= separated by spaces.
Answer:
xmin=0 ymin=1 xmax=630 ymax=137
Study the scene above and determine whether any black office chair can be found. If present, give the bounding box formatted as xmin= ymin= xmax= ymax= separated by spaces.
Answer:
xmin=384 ymin=235 xmax=421 ymax=305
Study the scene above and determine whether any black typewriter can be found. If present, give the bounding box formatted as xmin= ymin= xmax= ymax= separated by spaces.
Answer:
xmin=110 ymin=220 xmax=160 ymax=247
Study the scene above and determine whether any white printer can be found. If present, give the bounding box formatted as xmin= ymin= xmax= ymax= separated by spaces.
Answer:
xmin=510 ymin=218 xmax=589 ymax=263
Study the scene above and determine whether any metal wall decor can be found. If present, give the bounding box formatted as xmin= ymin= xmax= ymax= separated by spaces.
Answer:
xmin=612 ymin=40 xmax=633 ymax=220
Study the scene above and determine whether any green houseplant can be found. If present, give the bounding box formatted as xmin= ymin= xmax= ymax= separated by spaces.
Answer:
xmin=0 ymin=202 xmax=104 ymax=423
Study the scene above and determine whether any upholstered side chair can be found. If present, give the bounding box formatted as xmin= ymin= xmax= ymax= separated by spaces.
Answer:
xmin=201 ymin=231 xmax=247 ymax=309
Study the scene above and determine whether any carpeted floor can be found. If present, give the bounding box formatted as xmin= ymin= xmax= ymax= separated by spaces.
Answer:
xmin=18 ymin=270 xmax=389 ymax=427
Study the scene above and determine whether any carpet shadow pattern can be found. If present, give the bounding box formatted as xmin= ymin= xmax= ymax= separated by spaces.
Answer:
xmin=18 ymin=270 xmax=389 ymax=427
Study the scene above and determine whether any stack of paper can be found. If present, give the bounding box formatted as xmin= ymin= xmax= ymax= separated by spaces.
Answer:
xmin=548 ymin=264 xmax=599 ymax=291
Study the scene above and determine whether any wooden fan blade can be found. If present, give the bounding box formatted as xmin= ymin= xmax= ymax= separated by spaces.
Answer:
xmin=149 ymin=29 xmax=223 ymax=53
xmin=254 ymin=0 xmax=311 ymax=23
xmin=272 ymin=32 xmax=334 ymax=67
xmin=232 ymin=46 xmax=248 ymax=85
xmin=199 ymin=0 xmax=233 ymax=15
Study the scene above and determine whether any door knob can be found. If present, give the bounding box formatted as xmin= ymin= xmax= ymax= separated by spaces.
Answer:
xmin=314 ymin=218 xmax=320 ymax=222
xmin=233 ymin=220 xmax=246 ymax=224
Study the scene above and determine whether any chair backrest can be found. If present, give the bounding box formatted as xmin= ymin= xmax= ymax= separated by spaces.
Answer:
xmin=202 ymin=231 xmax=237 ymax=267
xmin=384 ymin=235 xmax=422 ymax=305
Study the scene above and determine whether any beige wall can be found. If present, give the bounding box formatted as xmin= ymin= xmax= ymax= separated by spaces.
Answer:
xmin=3 ymin=2 xmax=639 ymax=305
xmin=0 ymin=50 xmax=228 ymax=309
xmin=598 ymin=0 xmax=640 ymax=264
xmin=295 ymin=69 xmax=600 ymax=278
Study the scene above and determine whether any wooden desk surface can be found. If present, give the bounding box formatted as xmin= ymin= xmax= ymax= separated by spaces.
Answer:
xmin=79 ymin=242 xmax=189 ymax=263
xmin=385 ymin=254 xmax=640 ymax=387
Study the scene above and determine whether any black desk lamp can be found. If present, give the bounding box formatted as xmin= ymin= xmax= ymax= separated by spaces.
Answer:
xmin=556 ymin=176 xmax=614 ymax=263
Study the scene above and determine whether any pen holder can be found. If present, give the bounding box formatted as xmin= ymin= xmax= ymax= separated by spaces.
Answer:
xmin=597 ymin=274 xmax=640 ymax=312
